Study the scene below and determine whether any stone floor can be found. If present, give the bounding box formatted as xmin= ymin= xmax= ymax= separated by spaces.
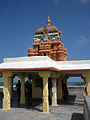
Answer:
xmin=0 ymin=104 xmax=84 ymax=120
xmin=0 ymin=92 xmax=84 ymax=120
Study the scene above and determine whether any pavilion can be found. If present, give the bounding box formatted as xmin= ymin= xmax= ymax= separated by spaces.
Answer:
xmin=0 ymin=17 xmax=90 ymax=113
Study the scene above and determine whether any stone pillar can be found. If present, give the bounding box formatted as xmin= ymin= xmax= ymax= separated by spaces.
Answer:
xmin=83 ymin=73 xmax=90 ymax=96
xmin=83 ymin=77 xmax=87 ymax=96
xmin=87 ymin=78 xmax=90 ymax=96
xmin=51 ymin=72 xmax=60 ymax=106
xmin=32 ymin=77 xmax=35 ymax=99
xmin=62 ymin=77 xmax=69 ymax=100
xmin=18 ymin=74 xmax=25 ymax=104
xmin=10 ymin=78 xmax=13 ymax=99
xmin=3 ymin=71 xmax=13 ymax=110
xmin=38 ymin=71 xmax=51 ymax=113
xmin=52 ymin=78 xmax=57 ymax=106
xmin=43 ymin=77 xmax=49 ymax=112
xmin=57 ymin=77 xmax=62 ymax=101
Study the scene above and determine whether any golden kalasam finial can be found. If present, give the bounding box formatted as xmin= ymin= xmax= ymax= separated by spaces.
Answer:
xmin=47 ymin=16 xmax=51 ymax=25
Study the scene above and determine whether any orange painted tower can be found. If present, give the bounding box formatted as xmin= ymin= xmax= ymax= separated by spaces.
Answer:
xmin=28 ymin=17 xmax=67 ymax=61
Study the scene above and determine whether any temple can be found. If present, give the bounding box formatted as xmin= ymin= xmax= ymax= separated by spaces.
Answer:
xmin=28 ymin=17 xmax=67 ymax=61
xmin=28 ymin=17 xmax=68 ymax=102
xmin=0 ymin=17 xmax=90 ymax=114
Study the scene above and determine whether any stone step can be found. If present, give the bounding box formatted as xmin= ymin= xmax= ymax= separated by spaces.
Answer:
xmin=74 ymin=95 xmax=84 ymax=105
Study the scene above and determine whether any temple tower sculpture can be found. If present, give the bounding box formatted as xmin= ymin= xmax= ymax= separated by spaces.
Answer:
xmin=28 ymin=17 xmax=67 ymax=61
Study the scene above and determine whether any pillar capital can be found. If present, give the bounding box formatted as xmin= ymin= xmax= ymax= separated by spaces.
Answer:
xmin=3 ymin=71 xmax=13 ymax=78
xmin=82 ymin=72 xmax=90 ymax=78
xmin=51 ymin=72 xmax=60 ymax=79
xmin=82 ymin=72 xmax=90 ymax=82
xmin=38 ymin=71 xmax=51 ymax=78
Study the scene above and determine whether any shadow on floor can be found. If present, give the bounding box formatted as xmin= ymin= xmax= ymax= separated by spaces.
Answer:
xmin=0 ymin=90 xmax=43 ymax=112
xmin=0 ymin=90 xmax=83 ymax=113
xmin=62 ymin=95 xmax=76 ymax=105
xmin=10 ymin=90 xmax=43 ymax=112
xmin=71 ymin=113 xmax=84 ymax=120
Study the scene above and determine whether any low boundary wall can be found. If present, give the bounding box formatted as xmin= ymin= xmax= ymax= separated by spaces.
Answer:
xmin=84 ymin=95 xmax=90 ymax=120
xmin=67 ymin=86 xmax=83 ymax=94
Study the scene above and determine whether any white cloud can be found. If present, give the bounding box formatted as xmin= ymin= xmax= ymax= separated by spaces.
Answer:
xmin=72 ymin=36 xmax=89 ymax=48
xmin=76 ymin=36 xmax=89 ymax=45
xmin=53 ymin=0 xmax=59 ymax=5
xmin=80 ymin=0 xmax=90 ymax=4
xmin=72 ymin=0 xmax=90 ymax=4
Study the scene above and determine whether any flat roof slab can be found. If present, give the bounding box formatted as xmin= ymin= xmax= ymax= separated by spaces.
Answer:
xmin=0 ymin=56 xmax=90 ymax=71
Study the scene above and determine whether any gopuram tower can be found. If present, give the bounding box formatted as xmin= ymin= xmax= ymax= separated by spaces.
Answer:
xmin=28 ymin=17 xmax=67 ymax=61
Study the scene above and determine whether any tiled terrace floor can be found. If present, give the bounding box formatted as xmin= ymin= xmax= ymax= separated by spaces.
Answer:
xmin=0 ymin=92 xmax=84 ymax=120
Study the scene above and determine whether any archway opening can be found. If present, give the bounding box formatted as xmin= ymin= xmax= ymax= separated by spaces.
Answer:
xmin=66 ymin=77 xmax=84 ymax=106
xmin=11 ymin=75 xmax=32 ymax=107
xmin=11 ymin=76 xmax=21 ymax=107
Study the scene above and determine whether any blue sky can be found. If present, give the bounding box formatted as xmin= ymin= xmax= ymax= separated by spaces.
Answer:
xmin=0 ymin=0 xmax=90 ymax=63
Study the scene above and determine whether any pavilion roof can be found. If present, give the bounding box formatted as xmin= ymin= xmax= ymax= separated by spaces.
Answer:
xmin=0 ymin=56 xmax=90 ymax=71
